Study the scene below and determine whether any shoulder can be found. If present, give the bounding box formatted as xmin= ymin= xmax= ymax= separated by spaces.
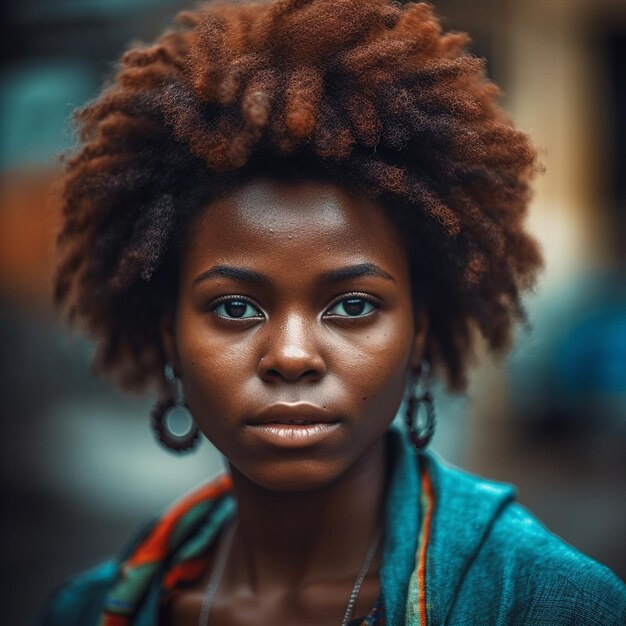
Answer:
xmin=32 ymin=560 xmax=120 ymax=626
xmin=420 ymin=453 xmax=626 ymax=625
xmin=32 ymin=517 xmax=156 ymax=626
xmin=32 ymin=476 xmax=234 ymax=626
xmin=480 ymin=503 xmax=626 ymax=625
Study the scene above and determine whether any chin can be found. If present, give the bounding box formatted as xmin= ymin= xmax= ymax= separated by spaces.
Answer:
xmin=230 ymin=456 xmax=350 ymax=494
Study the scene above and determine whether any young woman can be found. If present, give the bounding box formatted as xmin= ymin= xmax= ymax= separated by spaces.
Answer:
xmin=37 ymin=0 xmax=625 ymax=624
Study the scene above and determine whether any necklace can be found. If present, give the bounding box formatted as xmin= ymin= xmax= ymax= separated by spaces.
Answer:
xmin=198 ymin=518 xmax=382 ymax=626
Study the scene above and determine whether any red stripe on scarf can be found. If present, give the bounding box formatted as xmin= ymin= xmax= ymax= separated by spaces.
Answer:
xmin=418 ymin=466 xmax=434 ymax=626
xmin=126 ymin=474 xmax=233 ymax=568
xmin=163 ymin=555 xmax=210 ymax=589
xmin=100 ymin=614 xmax=131 ymax=626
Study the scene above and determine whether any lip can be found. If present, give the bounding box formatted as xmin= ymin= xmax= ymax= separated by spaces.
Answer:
xmin=245 ymin=403 xmax=342 ymax=448
xmin=245 ymin=422 xmax=342 ymax=448
xmin=247 ymin=403 xmax=338 ymax=426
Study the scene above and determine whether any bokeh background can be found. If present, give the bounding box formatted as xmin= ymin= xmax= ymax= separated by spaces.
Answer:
xmin=1 ymin=0 xmax=625 ymax=623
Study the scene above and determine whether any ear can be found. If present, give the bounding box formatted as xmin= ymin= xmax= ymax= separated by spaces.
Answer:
xmin=159 ymin=313 xmax=181 ymax=376
xmin=409 ymin=308 xmax=429 ymax=373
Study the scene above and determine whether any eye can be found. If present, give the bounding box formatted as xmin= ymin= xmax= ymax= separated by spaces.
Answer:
xmin=325 ymin=296 xmax=378 ymax=318
xmin=211 ymin=297 xmax=264 ymax=320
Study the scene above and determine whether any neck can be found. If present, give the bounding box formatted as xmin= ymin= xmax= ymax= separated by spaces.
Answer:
xmin=226 ymin=434 xmax=389 ymax=591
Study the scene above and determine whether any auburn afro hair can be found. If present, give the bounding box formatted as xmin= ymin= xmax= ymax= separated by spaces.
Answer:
xmin=55 ymin=0 xmax=542 ymax=392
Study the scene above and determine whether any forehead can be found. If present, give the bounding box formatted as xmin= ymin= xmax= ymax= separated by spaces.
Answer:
xmin=181 ymin=178 xmax=409 ymax=278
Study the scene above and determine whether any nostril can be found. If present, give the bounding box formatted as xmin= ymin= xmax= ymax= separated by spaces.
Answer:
xmin=263 ymin=366 xmax=322 ymax=382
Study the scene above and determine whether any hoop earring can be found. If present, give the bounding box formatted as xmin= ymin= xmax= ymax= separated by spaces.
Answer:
xmin=151 ymin=364 xmax=200 ymax=453
xmin=405 ymin=360 xmax=436 ymax=451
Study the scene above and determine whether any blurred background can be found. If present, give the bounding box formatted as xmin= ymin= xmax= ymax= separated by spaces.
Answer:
xmin=1 ymin=0 xmax=625 ymax=623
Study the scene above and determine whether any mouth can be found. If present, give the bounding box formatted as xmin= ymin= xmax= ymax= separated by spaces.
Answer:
xmin=245 ymin=421 xmax=342 ymax=447
xmin=247 ymin=402 xmax=338 ymax=426
xmin=266 ymin=420 xmax=320 ymax=425
xmin=245 ymin=404 xmax=342 ymax=447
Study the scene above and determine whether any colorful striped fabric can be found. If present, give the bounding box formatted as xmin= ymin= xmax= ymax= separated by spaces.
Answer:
xmin=94 ymin=462 xmax=439 ymax=626
xmin=99 ymin=474 xmax=234 ymax=626
xmin=404 ymin=463 xmax=435 ymax=626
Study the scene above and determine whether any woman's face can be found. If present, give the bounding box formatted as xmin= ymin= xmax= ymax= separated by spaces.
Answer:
xmin=163 ymin=178 xmax=427 ymax=491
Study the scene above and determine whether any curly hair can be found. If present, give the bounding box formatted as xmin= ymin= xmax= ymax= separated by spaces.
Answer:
xmin=55 ymin=0 xmax=542 ymax=392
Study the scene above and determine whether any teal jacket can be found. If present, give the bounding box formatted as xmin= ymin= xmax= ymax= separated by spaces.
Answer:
xmin=35 ymin=428 xmax=626 ymax=625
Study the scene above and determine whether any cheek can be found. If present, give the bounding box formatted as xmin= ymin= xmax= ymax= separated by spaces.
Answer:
xmin=355 ymin=346 xmax=410 ymax=422
xmin=174 ymin=312 xmax=251 ymax=426
xmin=337 ymin=315 xmax=415 ymax=420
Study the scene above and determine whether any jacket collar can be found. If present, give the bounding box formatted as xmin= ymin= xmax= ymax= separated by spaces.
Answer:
xmin=380 ymin=426 xmax=421 ymax=626
xmin=419 ymin=451 xmax=515 ymax=625
xmin=380 ymin=427 xmax=516 ymax=626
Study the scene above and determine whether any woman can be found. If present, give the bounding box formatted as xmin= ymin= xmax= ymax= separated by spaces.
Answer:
xmin=37 ymin=0 xmax=625 ymax=624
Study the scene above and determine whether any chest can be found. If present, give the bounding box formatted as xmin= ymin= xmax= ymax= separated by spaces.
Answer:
xmin=165 ymin=573 xmax=381 ymax=626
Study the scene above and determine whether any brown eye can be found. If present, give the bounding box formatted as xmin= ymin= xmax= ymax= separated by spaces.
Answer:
xmin=212 ymin=298 xmax=263 ymax=320
xmin=326 ymin=297 xmax=376 ymax=317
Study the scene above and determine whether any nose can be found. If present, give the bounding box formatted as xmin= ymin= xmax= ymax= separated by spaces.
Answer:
xmin=257 ymin=313 xmax=327 ymax=383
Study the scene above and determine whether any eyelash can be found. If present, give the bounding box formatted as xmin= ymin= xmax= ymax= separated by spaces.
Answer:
xmin=209 ymin=296 xmax=263 ymax=321
xmin=324 ymin=293 xmax=380 ymax=319
xmin=209 ymin=293 xmax=381 ymax=322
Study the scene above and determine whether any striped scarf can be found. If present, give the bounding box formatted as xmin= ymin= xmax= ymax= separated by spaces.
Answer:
xmin=98 ymin=465 xmax=434 ymax=625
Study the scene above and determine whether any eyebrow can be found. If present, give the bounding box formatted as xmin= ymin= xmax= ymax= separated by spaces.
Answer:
xmin=192 ymin=262 xmax=395 ymax=286
xmin=193 ymin=265 xmax=271 ymax=286
xmin=317 ymin=263 xmax=395 ymax=284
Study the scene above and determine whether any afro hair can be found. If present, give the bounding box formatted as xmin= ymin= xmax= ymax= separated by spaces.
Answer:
xmin=55 ymin=0 xmax=543 ymax=392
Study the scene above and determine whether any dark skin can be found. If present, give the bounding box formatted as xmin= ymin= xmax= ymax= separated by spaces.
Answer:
xmin=161 ymin=179 xmax=428 ymax=626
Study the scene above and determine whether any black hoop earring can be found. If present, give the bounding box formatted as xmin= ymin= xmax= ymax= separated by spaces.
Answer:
xmin=151 ymin=364 xmax=200 ymax=453
xmin=405 ymin=360 xmax=436 ymax=451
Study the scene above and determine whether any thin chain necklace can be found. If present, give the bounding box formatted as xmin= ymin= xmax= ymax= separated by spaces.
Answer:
xmin=198 ymin=518 xmax=382 ymax=626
